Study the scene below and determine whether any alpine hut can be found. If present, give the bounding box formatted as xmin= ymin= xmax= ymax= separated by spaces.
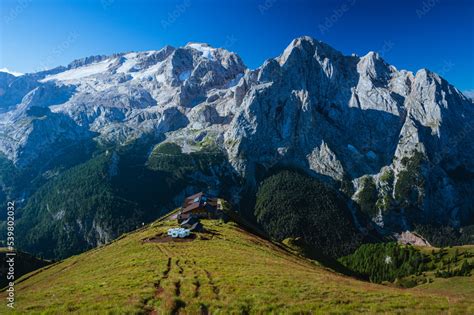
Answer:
xmin=177 ymin=192 xmax=218 ymax=222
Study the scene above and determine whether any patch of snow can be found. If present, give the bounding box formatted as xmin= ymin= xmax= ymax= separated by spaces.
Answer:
xmin=41 ymin=59 xmax=114 ymax=82
xmin=116 ymin=53 xmax=138 ymax=74
xmin=147 ymin=50 xmax=160 ymax=56
xmin=0 ymin=67 xmax=23 ymax=76
xmin=187 ymin=43 xmax=216 ymax=61
xmin=179 ymin=70 xmax=191 ymax=81
xmin=155 ymin=73 xmax=166 ymax=83
xmin=133 ymin=61 xmax=164 ymax=80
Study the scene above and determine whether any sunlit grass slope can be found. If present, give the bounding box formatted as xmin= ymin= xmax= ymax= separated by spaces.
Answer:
xmin=1 ymin=218 xmax=472 ymax=314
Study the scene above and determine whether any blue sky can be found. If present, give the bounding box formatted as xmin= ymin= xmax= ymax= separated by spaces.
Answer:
xmin=1 ymin=0 xmax=473 ymax=91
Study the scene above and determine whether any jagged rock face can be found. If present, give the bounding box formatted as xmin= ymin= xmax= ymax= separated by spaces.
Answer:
xmin=0 ymin=106 xmax=93 ymax=167
xmin=226 ymin=38 xmax=411 ymax=181
xmin=0 ymin=36 xmax=473 ymax=231
xmin=224 ymin=37 xmax=474 ymax=229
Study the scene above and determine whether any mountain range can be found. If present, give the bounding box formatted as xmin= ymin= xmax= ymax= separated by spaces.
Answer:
xmin=1 ymin=36 xmax=473 ymax=259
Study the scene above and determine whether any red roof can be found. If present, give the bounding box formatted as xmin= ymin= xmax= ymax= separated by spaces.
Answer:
xmin=181 ymin=202 xmax=203 ymax=213
xmin=182 ymin=192 xmax=205 ymax=207
xmin=180 ymin=192 xmax=217 ymax=214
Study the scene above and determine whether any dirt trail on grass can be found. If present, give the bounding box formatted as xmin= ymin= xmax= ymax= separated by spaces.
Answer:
xmin=149 ymin=245 xmax=221 ymax=314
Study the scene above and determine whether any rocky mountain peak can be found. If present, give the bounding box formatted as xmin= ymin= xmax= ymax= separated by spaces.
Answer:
xmin=357 ymin=51 xmax=392 ymax=82
xmin=278 ymin=36 xmax=343 ymax=67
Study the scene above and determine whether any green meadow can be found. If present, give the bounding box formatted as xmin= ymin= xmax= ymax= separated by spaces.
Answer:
xmin=1 ymin=216 xmax=473 ymax=314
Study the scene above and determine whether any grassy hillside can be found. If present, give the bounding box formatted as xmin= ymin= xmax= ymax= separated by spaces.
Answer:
xmin=1 ymin=217 xmax=473 ymax=314
xmin=414 ymin=274 xmax=474 ymax=300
